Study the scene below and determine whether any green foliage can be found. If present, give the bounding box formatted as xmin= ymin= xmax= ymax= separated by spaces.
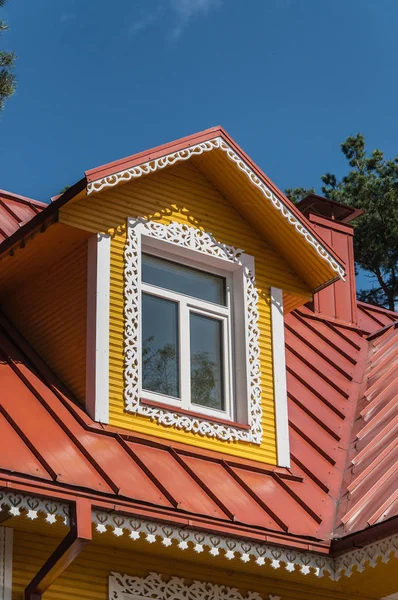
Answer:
xmin=142 ymin=336 xmax=219 ymax=406
xmin=59 ymin=185 xmax=71 ymax=194
xmin=0 ymin=0 xmax=16 ymax=111
xmin=284 ymin=186 xmax=315 ymax=205
xmin=285 ymin=134 xmax=398 ymax=311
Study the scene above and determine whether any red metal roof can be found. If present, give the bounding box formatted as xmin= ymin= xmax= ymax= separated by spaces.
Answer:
xmin=357 ymin=300 xmax=398 ymax=334
xmin=0 ymin=180 xmax=397 ymax=550
xmin=336 ymin=322 xmax=398 ymax=536
xmin=1 ymin=294 xmax=397 ymax=550
xmin=0 ymin=312 xmax=326 ymax=549
xmin=0 ymin=190 xmax=46 ymax=243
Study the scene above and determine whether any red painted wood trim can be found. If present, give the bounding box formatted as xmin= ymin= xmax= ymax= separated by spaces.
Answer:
xmin=0 ymin=475 xmax=332 ymax=552
xmin=24 ymin=498 xmax=92 ymax=600
xmin=140 ymin=397 xmax=251 ymax=430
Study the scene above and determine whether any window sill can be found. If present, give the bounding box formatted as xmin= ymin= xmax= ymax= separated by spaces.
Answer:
xmin=140 ymin=397 xmax=251 ymax=431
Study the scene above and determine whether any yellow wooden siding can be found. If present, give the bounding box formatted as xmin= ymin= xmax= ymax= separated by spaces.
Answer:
xmin=1 ymin=241 xmax=88 ymax=403
xmin=194 ymin=151 xmax=336 ymax=292
xmin=59 ymin=162 xmax=313 ymax=463
xmin=10 ymin=527 xmax=380 ymax=600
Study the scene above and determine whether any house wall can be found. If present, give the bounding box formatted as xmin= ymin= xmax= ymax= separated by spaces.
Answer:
xmin=1 ymin=241 xmax=88 ymax=403
xmin=10 ymin=528 xmax=377 ymax=600
xmin=58 ymin=162 xmax=313 ymax=463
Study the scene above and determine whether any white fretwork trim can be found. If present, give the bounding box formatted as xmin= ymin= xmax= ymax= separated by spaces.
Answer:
xmin=0 ymin=527 xmax=12 ymax=600
xmin=334 ymin=532 xmax=398 ymax=580
xmin=109 ymin=571 xmax=280 ymax=600
xmin=0 ymin=490 xmax=70 ymax=526
xmin=2 ymin=489 xmax=397 ymax=581
xmin=87 ymin=136 xmax=345 ymax=281
xmin=94 ymin=510 xmax=334 ymax=579
xmin=124 ymin=218 xmax=263 ymax=444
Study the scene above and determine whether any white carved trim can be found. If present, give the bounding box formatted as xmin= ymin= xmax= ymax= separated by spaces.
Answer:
xmin=0 ymin=490 xmax=70 ymax=526
xmin=334 ymin=532 xmax=398 ymax=579
xmin=2 ymin=489 xmax=397 ymax=582
xmin=94 ymin=510 xmax=334 ymax=579
xmin=86 ymin=233 xmax=111 ymax=424
xmin=0 ymin=527 xmax=12 ymax=600
xmin=108 ymin=571 xmax=280 ymax=600
xmin=87 ymin=136 xmax=345 ymax=281
xmin=271 ymin=288 xmax=290 ymax=468
xmin=124 ymin=218 xmax=263 ymax=444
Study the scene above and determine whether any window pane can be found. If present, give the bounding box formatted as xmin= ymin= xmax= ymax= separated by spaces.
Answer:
xmin=142 ymin=293 xmax=179 ymax=398
xmin=190 ymin=313 xmax=224 ymax=411
xmin=142 ymin=254 xmax=226 ymax=305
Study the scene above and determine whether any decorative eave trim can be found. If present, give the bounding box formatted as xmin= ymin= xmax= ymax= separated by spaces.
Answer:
xmin=93 ymin=509 xmax=335 ymax=579
xmin=124 ymin=218 xmax=263 ymax=444
xmin=109 ymin=571 xmax=281 ymax=600
xmin=334 ymin=532 xmax=398 ymax=579
xmin=3 ymin=490 xmax=398 ymax=581
xmin=0 ymin=489 xmax=70 ymax=525
xmin=87 ymin=136 xmax=345 ymax=282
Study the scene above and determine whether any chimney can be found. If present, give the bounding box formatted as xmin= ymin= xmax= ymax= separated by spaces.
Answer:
xmin=297 ymin=194 xmax=363 ymax=327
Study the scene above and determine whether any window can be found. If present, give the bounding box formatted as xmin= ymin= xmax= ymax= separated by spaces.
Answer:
xmin=124 ymin=218 xmax=263 ymax=445
xmin=141 ymin=253 xmax=233 ymax=419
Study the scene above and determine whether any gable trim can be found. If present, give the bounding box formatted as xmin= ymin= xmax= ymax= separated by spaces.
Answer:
xmin=87 ymin=137 xmax=345 ymax=283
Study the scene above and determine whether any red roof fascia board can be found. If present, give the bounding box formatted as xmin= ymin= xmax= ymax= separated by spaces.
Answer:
xmin=85 ymin=126 xmax=224 ymax=181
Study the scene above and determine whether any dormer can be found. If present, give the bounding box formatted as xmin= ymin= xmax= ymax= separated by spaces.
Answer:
xmin=0 ymin=128 xmax=344 ymax=468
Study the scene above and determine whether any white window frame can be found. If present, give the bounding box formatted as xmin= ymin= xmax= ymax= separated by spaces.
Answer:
xmin=141 ymin=249 xmax=234 ymax=421
xmin=124 ymin=218 xmax=263 ymax=445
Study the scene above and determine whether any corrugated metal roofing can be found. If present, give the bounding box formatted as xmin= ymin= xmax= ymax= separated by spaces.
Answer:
xmin=1 ymin=294 xmax=396 ymax=548
xmin=336 ymin=322 xmax=398 ymax=536
xmin=0 ymin=185 xmax=397 ymax=549
xmin=0 ymin=312 xmax=325 ymax=547
xmin=0 ymin=190 xmax=46 ymax=243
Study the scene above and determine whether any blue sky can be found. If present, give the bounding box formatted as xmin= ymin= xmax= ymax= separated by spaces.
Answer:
xmin=1 ymin=0 xmax=398 ymax=290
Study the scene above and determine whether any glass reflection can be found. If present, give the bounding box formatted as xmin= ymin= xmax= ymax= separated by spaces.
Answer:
xmin=142 ymin=254 xmax=226 ymax=305
xmin=142 ymin=293 xmax=179 ymax=398
xmin=190 ymin=313 xmax=224 ymax=410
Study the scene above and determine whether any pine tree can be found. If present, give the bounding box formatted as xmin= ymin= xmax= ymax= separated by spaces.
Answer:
xmin=0 ymin=0 xmax=16 ymax=111
xmin=286 ymin=134 xmax=398 ymax=311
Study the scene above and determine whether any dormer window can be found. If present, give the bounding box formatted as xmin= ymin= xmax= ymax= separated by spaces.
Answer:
xmin=141 ymin=253 xmax=232 ymax=419
xmin=123 ymin=218 xmax=264 ymax=445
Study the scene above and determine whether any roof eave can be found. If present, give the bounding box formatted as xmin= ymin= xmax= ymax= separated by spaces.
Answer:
xmin=0 ymin=178 xmax=86 ymax=258
xmin=84 ymin=127 xmax=345 ymax=289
